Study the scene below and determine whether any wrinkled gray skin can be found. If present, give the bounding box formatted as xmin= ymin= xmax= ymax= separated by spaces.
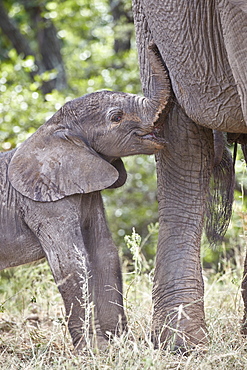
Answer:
xmin=133 ymin=0 xmax=247 ymax=350
xmin=0 ymin=45 xmax=170 ymax=350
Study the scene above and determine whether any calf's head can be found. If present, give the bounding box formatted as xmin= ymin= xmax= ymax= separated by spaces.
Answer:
xmin=8 ymin=44 xmax=170 ymax=202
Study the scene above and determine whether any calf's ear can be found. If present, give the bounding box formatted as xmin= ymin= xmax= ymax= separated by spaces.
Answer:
xmin=107 ymin=159 xmax=127 ymax=189
xmin=8 ymin=125 xmax=119 ymax=202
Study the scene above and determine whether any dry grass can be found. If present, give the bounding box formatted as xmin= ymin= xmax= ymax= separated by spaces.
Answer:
xmin=1 ymin=262 xmax=247 ymax=369
xmin=0 ymin=229 xmax=247 ymax=369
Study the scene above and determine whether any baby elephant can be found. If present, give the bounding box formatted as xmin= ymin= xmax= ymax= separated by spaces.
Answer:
xmin=0 ymin=45 xmax=170 ymax=349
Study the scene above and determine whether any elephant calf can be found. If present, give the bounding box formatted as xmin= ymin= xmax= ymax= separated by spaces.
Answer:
xmin=0 ymin=45 xmax=171 ymax=349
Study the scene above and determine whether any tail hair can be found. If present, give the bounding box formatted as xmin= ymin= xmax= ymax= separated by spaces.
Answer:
xmin=205 ymin=146 xmax=235 ymax=246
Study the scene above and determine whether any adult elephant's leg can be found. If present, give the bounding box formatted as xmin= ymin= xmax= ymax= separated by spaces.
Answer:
xmin=153 ymin=104 xmax=214 ymax=350
xmin=82 ymin=192 xmax=127 ymax=339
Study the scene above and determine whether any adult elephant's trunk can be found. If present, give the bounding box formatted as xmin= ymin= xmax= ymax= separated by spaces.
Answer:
xmin=142 ymin=43 xmax=171 ymax=124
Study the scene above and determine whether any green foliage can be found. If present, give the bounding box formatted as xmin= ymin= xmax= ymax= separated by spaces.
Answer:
xmin=103 ymin=156 xmax=159 ymax=257
xmin=0 ymin=50 xmax=67 ymax=147
xmin=0 ymin=260 xmax=58 ymax=316
xmin=1 ymin=0 xmax=247 ymax=269
xmin=124 ymin=224 xmax=159 ymax=274
xmin=0 ymin=0 xmax=140 ymax=149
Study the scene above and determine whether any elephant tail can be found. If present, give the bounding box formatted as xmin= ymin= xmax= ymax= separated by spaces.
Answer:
xmin=205 ymin=144 xmax=235 ymax=246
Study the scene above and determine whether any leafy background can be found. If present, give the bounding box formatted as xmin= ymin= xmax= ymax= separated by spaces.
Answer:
xmin=0 ymin=0 xmax=246 ymax=269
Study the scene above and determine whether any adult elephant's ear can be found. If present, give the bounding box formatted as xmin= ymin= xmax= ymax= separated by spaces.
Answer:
xmin=8 ymin=124 xmax=119 ymax=202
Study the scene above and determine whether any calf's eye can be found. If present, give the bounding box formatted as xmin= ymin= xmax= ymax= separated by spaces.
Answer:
xmin=110 ymin=111 xmax=123 ymax=123
xmin=112 ymin=115 xmax=122 ymax=123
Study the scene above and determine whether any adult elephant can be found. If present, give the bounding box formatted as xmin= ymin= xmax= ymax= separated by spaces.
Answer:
xmin=132 ymin=0 xmax=247 ymax=350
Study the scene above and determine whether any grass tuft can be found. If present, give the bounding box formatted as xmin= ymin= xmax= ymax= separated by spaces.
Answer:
xmin=1 ymin=228 xmax=247 ymax=368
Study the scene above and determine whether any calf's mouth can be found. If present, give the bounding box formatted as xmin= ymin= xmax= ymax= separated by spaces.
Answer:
xmin=140 ymin=128 xmax=167 ymax=147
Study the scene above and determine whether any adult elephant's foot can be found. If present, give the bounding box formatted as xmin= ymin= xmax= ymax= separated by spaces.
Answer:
xmin=151 ymin=251 xmax=209 ymax=353
xmin=151 ymin=304 xmax=209 ymax=352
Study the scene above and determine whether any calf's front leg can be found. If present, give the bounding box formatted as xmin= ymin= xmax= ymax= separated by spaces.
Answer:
xmin=24 ymin=197 xmax=107 ymax=349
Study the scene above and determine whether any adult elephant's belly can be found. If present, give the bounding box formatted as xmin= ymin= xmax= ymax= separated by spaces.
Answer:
xmin=144 ymin=0 xmax=247 ymax=133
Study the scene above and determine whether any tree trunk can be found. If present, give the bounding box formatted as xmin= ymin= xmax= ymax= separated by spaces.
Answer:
xmin=109 ymin=0 xmax=133 ymax=53
xmin=0 ymin=2 xmax=34 ymax=58
xmin=0 ymin=1 xmax=67 ymax=93
xmin=24 ymin=3 xmax=67 ymax=93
